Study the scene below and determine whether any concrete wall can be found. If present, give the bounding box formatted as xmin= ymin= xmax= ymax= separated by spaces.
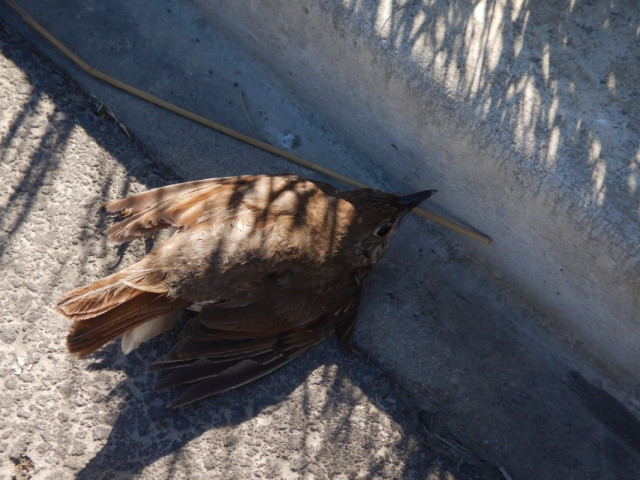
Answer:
xmin=194 ymin=0 xmax=640 ymax=386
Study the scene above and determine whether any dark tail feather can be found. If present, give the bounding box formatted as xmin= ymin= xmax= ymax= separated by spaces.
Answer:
xmin=153 ymin=327 xmax=329 ymax=407
xmin=170 ymin=353 xmax=307 ymax=408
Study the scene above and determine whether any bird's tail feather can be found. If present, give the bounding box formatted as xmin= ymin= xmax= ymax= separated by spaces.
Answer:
xmin=57 ymin=266 xmax=187 ymax=358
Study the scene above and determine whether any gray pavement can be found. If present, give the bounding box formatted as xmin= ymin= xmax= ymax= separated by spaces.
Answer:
xmin=1 ymin=2 xmax=640 ymax=480
xmin=0 ymin=18 xmax=491 ymax=480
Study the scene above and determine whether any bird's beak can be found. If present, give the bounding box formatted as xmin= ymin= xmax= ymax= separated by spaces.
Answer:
xmin=399 ymin=189 xmax=437 ymax=210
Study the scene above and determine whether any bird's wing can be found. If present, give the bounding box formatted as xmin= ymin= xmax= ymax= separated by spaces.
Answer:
xmin=104 ymin=175 xmax=256 ymax=242
xmin=103 ymin=174 xmax=330 ymax=243
xmin=150 ymin=290 xmax=360 ymax=408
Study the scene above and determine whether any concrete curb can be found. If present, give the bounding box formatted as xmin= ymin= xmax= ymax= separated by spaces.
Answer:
xmin=195 ymin=0 xmax=640 ymax=391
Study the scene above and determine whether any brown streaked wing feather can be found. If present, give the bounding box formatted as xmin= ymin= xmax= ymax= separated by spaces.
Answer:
xmin=170 ymin=355 xmax=305 ymax=408
xmin=153 ymin=351 xmax=284 ymax=391
xmin=197 ymin=303 xmax=303 ymax=333
xmin=56 ymin=265 xmax=169 ymax=320
xmin=104 ymin=178 xmax=227 ymax=214
xmin=57 ymin=270 xmax=140 ymax=321
xmin=151 ymin=294 xmax=361 ymax=407
xmin=152 ymin=314 xmax=279 ymax=364
xmin=153 ymin=358 xmax=236 ymax=389
xmin=103 ymin=174 xmax=313 ymax=242
xmin=166 ymin=336 xmax=278 ymax=362
xmin=105 ymin=183 xmax=235 ymax=242
xmin=159 ymin=328 xmax=328 ymax=408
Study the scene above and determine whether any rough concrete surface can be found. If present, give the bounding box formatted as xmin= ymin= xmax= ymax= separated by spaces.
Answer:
xmin=1 ymin=1 xmax=639 ymax=480
xmin=0 ymin=24 xmax=486 ymax=480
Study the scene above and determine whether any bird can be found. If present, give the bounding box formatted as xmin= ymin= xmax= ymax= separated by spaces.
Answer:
xmin=56 ymin=173 xmax=436 ymax=407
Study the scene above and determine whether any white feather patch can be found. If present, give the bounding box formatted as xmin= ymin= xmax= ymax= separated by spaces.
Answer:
xmin=121 ymin=312 xmax=180 ymax=354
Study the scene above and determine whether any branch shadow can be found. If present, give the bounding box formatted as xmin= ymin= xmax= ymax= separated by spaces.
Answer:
xmin=3 ymin=2 xmax=639 ymax=480
xmin=0 ymin=18 xmax=475 ymax=480
xmin=75 ymin=328 xmax=487 ymax=479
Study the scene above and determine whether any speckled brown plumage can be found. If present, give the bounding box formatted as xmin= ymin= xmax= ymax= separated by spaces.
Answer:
xmin=56 ymin=174 xmax=435 ymax=407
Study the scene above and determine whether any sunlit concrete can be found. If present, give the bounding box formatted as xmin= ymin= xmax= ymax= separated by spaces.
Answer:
xmin=195 ymin=0 xmax=640 ymax=390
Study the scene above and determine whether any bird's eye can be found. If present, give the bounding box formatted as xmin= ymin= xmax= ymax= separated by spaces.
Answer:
xmin=374 ymin=225 xmax=393 ymax=237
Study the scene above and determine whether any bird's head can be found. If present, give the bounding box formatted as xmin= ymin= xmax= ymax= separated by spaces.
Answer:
xmin=339 ymin=188 xmax=437 ymax=267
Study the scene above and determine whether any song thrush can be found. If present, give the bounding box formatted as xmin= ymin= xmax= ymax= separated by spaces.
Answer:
xmin=56 ymin=174 xmax=435 ymax=407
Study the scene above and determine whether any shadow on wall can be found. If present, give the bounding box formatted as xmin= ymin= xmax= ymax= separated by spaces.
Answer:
xmin=331 ymin=0 xmax=639 ymax=257
xmin=343 ymin=0 xmax=638 ymax=191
